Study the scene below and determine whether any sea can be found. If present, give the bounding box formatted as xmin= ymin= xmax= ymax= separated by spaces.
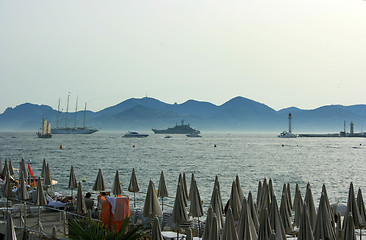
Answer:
xmin=0 ymin=131 xmax=365 ymax=211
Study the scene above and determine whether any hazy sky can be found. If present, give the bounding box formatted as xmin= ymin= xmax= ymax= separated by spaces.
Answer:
xmin=1 ymin=0 xmax=365 ymax=113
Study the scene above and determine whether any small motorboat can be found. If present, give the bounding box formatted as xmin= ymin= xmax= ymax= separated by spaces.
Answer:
xmin=186 ymin=133 xmax=202 ymax=138
xmin=164 ymin=135 xmax=172 ymax=139
xmin=122 ymin=131 xmax=149 ymax=138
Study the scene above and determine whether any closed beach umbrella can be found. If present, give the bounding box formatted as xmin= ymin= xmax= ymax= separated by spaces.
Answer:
xmin=321 ymin=184 xmax=335 ymax=226
xmin=41 ymin=159 xmax=47 ymax=178
xmin=68 ymin=165 xmax=77 ymax=190
xmin=182 ymin=173 xmax=189 ymax=202
xmin=189 ymin=179 xmax=203 ymax=218
xmin=128 ymin=168 xmax=139 ymax=208
xmin=188 ymin=173 xmax=195 ymax=200
xmin=151 ymin=217 xmax=163 ymax=240
xmin=8 ymin=159 xmax=14 ymax=176
xmin=3 ymin=170 xmax=14 ymax=222
xmin=35 ymin=177 xmax=47 ymax=231
xmin=189 ymin=178 xmax=203 ymax=235
xmin=209 ymin=214 xmax=220 ymax=240
xmin=19 ymin=158 xmax=28 ymax=181
xmin=268 ymin=179 xmax=275 ymax=202
xmin=268 ymin=195 xmax=286 ymax=240
xmin=298 ymin=203 xmax=314 ymax=240
xmin=143 ymin=180 xmax=162 ymax=218
xmin=281 ymin=184 xmax=292 ymax=217
xmin=222 ymin=207 xmax=238 ymax=240
xmin=211 ymin=175 xmax=223 ymax=212
xmin=257 ymin=180 xmax=262 ymax=208
xmin=18 ymin=172 xmax=29 ymax=200
xmin=229 ymin=180 xmax=242 ymax=221
xmin=2 ymin=159 xmax=9 ymax=178
xmin=304 ymin=183 xmax=317 ymax=229
xmin=44 ymin=163 xmax=52 ymax=186
xmin=172 ymin=183 xmax=189 ymax=238
xmin=357 ymin=188 xmax=366 ymax=226
xmin=211 ymin=185 xmax=224 ymax=230
xmin=343 ymin=212 xmax=356 ymax=240
xmin=287 ymin=183 xmax=292 ymax=210
xmin=247 ymin=191 xmax=260 ymax=233
xmin=18 ymin=172 xmax=29 ymax=228
xmin=213 ymin=197 xmax=224 ymax=230
xmin=112 ymin=170 xmax=122 ymax=196
xmin=313 ymin=193 xmax=336 ymax=240
xmin=280 ymin=193 xmax=292 ymax=233
xmin=158 ymin=171 xmax=168 ymax=210
xmin=3 ymin=171 xmax=14 ymax=199
xmin=178 ymin=174 xmax=188 ymax=207
xmin=202 ymin=206 xmax=213 ymax=240
xmin=346 ymin=182 xmax=363 ymax=229
xmin=172 ymin=183 xmax=189 ymax=226
xmin=5 ymin=212 xmax=17 ymax=240
xmin=210 ymin=182 xmax=223 ymax=217
xmin=35 ymin=177 xmax=47 ymax=206
xmin=259 ymin=179 xmax=271 ymax=215
xmin=293 ymin=183 xmax=304 ymax=227
xmin=258 ymin=208 xmax=272 ymax=240
xmin=236 ymin=175 xmax=245 ymax=203
xmin=68 ymin=165 xmax=77 ymax=205
xmin=237 ymin=198 xmax=257 ymax=240
xmin=76 ymin=182 xmax=87 ymax=215
xmin=93 ymin=168 xmax=106 ymax=192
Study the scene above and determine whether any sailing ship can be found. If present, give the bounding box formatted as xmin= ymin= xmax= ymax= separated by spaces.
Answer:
xmin=51 ymin=95 xmax=99 ymax=134
xmin=37 ymin=119 xmax=52 ymax=138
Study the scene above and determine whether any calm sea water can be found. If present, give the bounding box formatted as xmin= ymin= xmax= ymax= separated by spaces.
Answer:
xmin=0 ymin=131 xmax=365 ymax=210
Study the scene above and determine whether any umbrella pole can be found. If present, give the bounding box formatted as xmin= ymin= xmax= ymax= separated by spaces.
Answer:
xmin=19 ymin=201 xmax=23 ymax=227
xmin=5 ymin=197 xmax=8 ymax=220
xmin=198 ymin=217 xmax=200 ymax=237
xmin=24 ymin=202 xmax=27 ymax=228
xmin=37 ymin=205 xmax=44 ymax=232
xmin=134 ymin=192 xmax=136 ymax=208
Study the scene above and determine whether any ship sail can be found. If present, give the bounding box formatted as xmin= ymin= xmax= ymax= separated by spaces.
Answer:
xmin=42 ymin=119 xmax=47 ymax=135
xmin=47 ymin=122 xmax=52 ymax=135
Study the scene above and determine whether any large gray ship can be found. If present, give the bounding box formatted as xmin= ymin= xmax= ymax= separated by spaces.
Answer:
xmin=152 ymin=120 xmax=200 ymax=134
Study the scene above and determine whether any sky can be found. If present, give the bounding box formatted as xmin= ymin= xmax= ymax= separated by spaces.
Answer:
xmin=1 ymin=0 xmax=366 ymax=114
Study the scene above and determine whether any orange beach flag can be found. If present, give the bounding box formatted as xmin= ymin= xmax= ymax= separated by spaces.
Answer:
xmin=28 ymin=164 xmax=36 ymax=183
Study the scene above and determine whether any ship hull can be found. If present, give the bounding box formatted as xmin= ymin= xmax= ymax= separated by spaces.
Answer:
xmin=37 ymin=133 xmax=52 ymax=138
xmin=152 ymin=129 xmax=200 ymax=134
xmin=51 ymin=128 xmax=98 ymax=134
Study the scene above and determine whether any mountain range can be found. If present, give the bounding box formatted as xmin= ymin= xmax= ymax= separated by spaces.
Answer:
xmin=1 ymin=96 xmax=366 ymax=133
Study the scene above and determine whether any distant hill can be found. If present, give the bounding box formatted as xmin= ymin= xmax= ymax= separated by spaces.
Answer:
xmin=1 ymin=97 xmax=366 ymax=133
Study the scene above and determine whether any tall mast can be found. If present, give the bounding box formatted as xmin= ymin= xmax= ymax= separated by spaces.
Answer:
xmin=56 ymin=98 xmax=60 ymax=128
xmin=65 ymin=93 xmax=70 ymax=128
xmin=74 ymin=96 xmax=78 ymax=129
xmin=83 ymin=102 xmax=87 ymax=129
xmin=288 ymin=113 xmax=292 ymax=133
